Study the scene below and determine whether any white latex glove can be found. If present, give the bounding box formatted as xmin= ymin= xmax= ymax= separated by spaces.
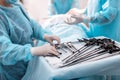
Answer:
xmin=31 ymin=44 xmax=59 ymax=56
xmin=65 ymin=14 xmax=84 ymax=24
xmin=31 ymin=34 xmax=60 ymax=56
xmin=67 ymin=8 xmax=85 ymax=16
xmin=65 ymin=14 xmax=90 ymax=25
xmin=43 ymin=34 xmax=61 ymax=46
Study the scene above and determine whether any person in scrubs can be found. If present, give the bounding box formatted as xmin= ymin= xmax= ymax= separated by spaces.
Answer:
xmin=66 ymin=0 xmax=120 ymax=42
xmin=0 ymin=0 xmax=60 ymax=80
xmin=66 ymin=0 xmax=120 ymax=80
xmin=48 ymin=0 xmax=80 ymax=15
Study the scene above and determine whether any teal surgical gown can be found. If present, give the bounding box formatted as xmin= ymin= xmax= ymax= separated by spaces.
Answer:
xmin=84 ymin=0 xmax=120 ymax=42
xmin=49 ymin=0 xmax=80 ymax=15
xmin=0 ymin=2 xmax=50 ymax=80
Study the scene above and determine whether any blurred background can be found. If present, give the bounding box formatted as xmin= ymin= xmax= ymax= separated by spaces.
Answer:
xmin=22 ymin=0 xmax=88 ymax=24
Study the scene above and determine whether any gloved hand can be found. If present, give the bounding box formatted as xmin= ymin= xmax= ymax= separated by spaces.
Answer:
xmin=67 ymin=8 xmax=85 ymax=16
xmin=65 ymin=14 xmax=90 ymax=25
xmin=65 ymin=14 xmax=84 ymax=24
xmin=43 ymin=34 xmax=61 ymax=46
xmin=31 ymin=34 xmax=60 ymax=56
xmin=31 ymin=44 xmax=59 ymax=56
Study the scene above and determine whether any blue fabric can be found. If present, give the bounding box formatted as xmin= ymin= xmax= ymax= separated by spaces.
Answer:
xmin=22 ymin=55 xmax=120 ymax=80
xmin=0 ymin=2 xmax=50 ymax=80
xmin=49 ymin=0 xmax=80 ymax=15
xmin=5 ymin=0 xmax=18 ymax=4
xmin=84 ymin=0 xmax=120 ymax=42
xmin=111 ymin=76 xmax=120 ymax=80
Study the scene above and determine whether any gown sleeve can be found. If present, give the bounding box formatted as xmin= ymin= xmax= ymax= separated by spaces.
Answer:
xmin=30 ymin=19 xmax=52 ymax=41
xmin=82 ymin=0 xmax=118 ymax=37
xmin=0 ymin=19 xmax=33 ymax=65
xmin=17 ymin=2 xmax=52 ymax=41
xmin=90 ymin=0 xmax=117 ymax=25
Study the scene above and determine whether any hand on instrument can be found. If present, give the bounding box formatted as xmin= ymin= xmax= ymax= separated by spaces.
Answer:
xmin=43 ymin=34 xmax=61 ymax=46
xmin=31 ymin=44 xmax=59 ymax=56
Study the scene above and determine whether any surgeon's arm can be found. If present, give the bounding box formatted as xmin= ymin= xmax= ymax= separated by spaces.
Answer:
xmin=30 ymin=19 xmax=52 ymax=41
xmin=67 ymin=0 xmax=117 ymax=25
xmin=0 ymin=23 xmax=33 ymax=65
xmin=0 ymin=23 xmax=59 ymax=65
xmin=88 ymin=0 xmax=117 ymax=25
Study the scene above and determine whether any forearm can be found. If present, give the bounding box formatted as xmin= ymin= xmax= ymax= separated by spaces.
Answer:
xmin=82 ymin=7 xmax=117 ymax=25
xmin=30 ymin=46 xmax=43 ymax=56
xmin=30 ymin=19 xmax=52 ymax=41
xmin=88 ymin=0 xmax=117 ymax=25
xmin=0 ymin=42 xmax=33 ymax=65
